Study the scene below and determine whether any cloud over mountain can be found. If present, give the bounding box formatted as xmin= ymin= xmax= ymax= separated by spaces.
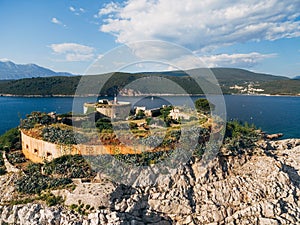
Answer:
xmin=50 ymin=43 xmax=95 ymax=62
xmin=200 ymin=52 xmax=277 ymax=68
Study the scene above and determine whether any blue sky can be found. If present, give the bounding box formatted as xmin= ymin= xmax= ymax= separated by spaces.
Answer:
xmin=0 ymin=0 xmax=299 ymax=77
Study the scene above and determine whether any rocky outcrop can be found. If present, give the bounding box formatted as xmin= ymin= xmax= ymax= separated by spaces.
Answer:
xmin=266 ymin=133 xmax=284 ymax=140
xmin=0 ymin=139 xmax=300 ymax=224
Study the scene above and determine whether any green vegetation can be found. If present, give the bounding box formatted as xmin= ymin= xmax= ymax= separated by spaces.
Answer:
xmin=135 ymin=110 xmax=146 ymax=119
xmin=42 ymin=126 xmax=88 ymax=144
xmin=9 ymin=197 xmax=36 ymax=205
xmin=16 ymin=171 xmax=72 ymax=194
xmin=113 ymin=150 xmax=175 ymax=166
xmin=37 ymin=192 xmax=64 ymax=206
xmin=223 ymin=121 xmax=260 ymax=156
xmin=43 ymin=154 xmax=94 ymax=178
xmin=194 ymin=98 xmax=215 ymax=113
xmin=0 ymin=151 xmax=6 ymax=175
xmin=0 ymin=127 xmax=21 ymax=151
xmin=209 ymin=68 xmax=287 ymax=86
xmin=20 ymin=112 xmax=55 ymax=129
xmin=129 ymin=121 xmax=138 ymax=130
xmin=0 ymin=128 xmax=24 ymax=173
xmin=10 ymin=192 xmax=64 ymax=207
xmin=95 ymin=117 xmax=113 ymax=132
xmin=0 ymin=76 xmax=80 ymax=96
xmin=259 ymin=80 xmax=300 ymax=95
xmin=0 ymin=68 xmax=294 ymax=96
xmin=15 ymin=155 xmax=92 ymax=195
xmin=6 ymin=151 xmax=27 ymax=165
xmin=69 ymin=203 xmax=94 ymax=215
xmin=160 ymin=106 xmax=173 ymax=127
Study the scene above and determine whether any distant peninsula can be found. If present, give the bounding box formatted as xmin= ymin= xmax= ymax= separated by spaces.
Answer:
xmin=0 ymin=68 xmax=299 ymax=96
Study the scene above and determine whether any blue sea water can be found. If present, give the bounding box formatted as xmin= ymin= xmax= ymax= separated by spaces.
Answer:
xmin=0 ymin=95 xmax=299 ymax=138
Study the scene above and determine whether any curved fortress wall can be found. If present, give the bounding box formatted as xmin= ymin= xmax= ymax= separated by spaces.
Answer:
xmin=21 ymin=130 xmax=150 ymax=163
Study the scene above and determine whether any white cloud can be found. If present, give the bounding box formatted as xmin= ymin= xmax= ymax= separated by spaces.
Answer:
xmin=51 ymin=17 xmax=66 ymax=27
xmin=51 ymin=17 xmax=61 ymax=24
xmin=50 ymin=43 xmax=95 ymax=62
xmin=0 ymin=58 xmax=11 ymax=62
xmin=66 ymin=53 xmax=94 ymax=61
xmin=69 ymin=6 xmax=86 ymax=15
xmin=200 ymin=52 xmax=277 ymax=68
xmin=95 ymin=2 xmax=119 ymax=18
xmin=98 ymin=0 xmax=300 ymax=51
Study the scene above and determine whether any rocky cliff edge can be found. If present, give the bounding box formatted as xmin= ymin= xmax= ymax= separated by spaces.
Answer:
xmin=0 ymin=139 xmax=299 ymax=225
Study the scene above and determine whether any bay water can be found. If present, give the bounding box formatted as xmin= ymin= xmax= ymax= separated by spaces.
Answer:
xmin=0 ymin=95 xmax=299 ymax=138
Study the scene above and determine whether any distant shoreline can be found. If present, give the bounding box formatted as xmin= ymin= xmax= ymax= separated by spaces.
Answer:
xmin=0 ymin=93 xmax=299 ymax=98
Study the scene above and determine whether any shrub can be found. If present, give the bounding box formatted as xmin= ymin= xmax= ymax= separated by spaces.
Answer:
xmin=96 ymin=118 xmax=113 ymax=132
xmin=42 ymin=126 xmax=88 ymax=144
xmin=0 ymin=151 xmax=5 ymax=167
xmin=194 ymin=98 xmax=215 ymax=113
xmin=223 ymin=121 xmax=260 ymax=155
xmin=70 ymin=204 xmax=77 ymax=210
xmin=15 ymin=174 xmax=72 ymax=194
xmin=20 ymin=112 xmax=54 ymax=129
xmin=16 ymin=162 xmax=72 ymax=194
xmin=6 ymin=151 xmax=27 ymax=165
xmin=43 ymin=154 xmax=94 ymax=178
xmin=129 ymin=122 xmax=138 ymax=130
xmin=145 ymin=117 xmax=152 ymax=125
xmin=0 ymin=128 xmax=21 ymax=151
xmin=0 ymin=166 xmax=7 ymax=175
xmin=135 ymin=110 xmax=145 ymax=119
xmin=10 ymin=197 xmax=35 ymax=205
xmin=38 ymin=192 xmax=64 ymax=206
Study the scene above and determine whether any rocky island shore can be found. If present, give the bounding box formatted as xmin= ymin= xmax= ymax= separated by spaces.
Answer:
xmin=0 ymin=138 xmax=299 ymax=224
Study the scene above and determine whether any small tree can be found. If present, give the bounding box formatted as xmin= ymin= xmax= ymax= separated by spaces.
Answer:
xmin=194 ymin=98 xmax=215 ymax=113
xmin=129 ymin=122 xmax=138 ymax=130
xmin=96 ymin=118 xmax=113 ymax=132
xmin=160 ymin=106 xmax=173 ymax=127
xmin=136 ymin=110 xmax=145 ymax=119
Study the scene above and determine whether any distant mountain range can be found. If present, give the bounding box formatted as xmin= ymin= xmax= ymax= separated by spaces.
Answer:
xmin=0 ymin=60 xmax=73 ymax=80
xmin=0 ymin=67 xmax=299 ymax=96
xmin=293 ymin=76 xmax=300 ymax=80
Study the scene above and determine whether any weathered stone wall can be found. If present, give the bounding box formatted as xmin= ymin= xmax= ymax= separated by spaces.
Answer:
xmin=95 ymin=103 xmax=131 ymax=119
xmin=21 ymin=130 xmax=151 ymax=163
xmin=21 ymin=131 xmax=79 ymax=163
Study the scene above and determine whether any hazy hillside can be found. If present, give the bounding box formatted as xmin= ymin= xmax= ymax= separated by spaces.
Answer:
xmin=142 ymin=68 xmax=287 ymax=83
xmin=259 ymin=80 xmax=300 ymax=95
xmin=0 ymin=76 xmax=81 ymax=96
xmin=210 ymin=68 xmax=288 ymax=85
xmin=0 ymin=61 xmax=73 ymax=80
xmin=0 ymin=68 xmax=298 ymax=96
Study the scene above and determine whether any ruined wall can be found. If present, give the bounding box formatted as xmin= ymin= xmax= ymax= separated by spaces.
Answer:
xmin=96 ymin=102 xmax=131 ymax=119
xmin=21 ymin=130 xmax=151 ymax=163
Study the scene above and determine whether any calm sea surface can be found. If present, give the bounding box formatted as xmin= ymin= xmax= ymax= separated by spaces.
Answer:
xmin=0 ymin=95 xmax=299 ymax=138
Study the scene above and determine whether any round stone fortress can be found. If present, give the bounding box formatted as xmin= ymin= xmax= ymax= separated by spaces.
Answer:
xmin=21 ymin=130 xmax=151 ymax=163
xmin=21 ymin=98 xmax=149 ymax=163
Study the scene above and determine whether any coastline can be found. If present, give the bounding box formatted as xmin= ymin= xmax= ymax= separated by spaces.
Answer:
xmin=0 ymin=93 xmax=299 ymax=98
